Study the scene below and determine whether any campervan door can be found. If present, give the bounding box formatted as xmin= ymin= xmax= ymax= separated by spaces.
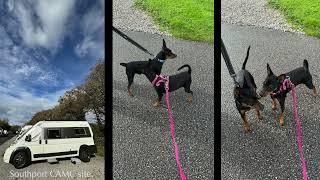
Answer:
xmin=41 ymin=121 xmax=92 ymax=157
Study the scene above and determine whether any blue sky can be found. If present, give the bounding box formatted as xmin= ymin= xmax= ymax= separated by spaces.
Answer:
xmin=0 ymin=0 xmax=104 ymax=125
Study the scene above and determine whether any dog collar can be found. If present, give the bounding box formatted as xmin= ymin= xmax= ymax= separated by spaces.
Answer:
xmin=157 ymin=59 xmax=165 ymax=64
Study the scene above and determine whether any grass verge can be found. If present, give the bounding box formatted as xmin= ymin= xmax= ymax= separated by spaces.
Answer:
xmin=269 ymin=0 xmax=320 ymax=38
xmin=135 ymin=0 xmax=214 ymax=42
xmin=96 ymin=144 xmax=105 ymax=157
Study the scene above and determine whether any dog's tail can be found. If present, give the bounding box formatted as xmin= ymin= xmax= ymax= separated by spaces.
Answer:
xmin=303 ymin=59 xmax=309 ymax=71
xmin=242 ymin=46 xmax=251 ymax=70
xmin=120 ymin=63 xmax=127 ymax=67
xmin=178 ymin=64 xmax=191 ymax=74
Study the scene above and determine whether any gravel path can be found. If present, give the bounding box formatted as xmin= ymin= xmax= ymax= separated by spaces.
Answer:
xmin=0 ymin=136 xmax=104 ymax=179
xmin=222 ymin=0 xmax=303 ymax=34
xmin=113 ymin=0 xmax=169 ymax=35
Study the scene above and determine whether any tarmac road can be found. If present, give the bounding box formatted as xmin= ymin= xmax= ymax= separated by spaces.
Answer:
xmin=0 ymin=134 xmax=14 ymax=146
xmin=113 ymin=30 xmax=214 ymax=179
xmin=222 ymin=23 xmax=320 ymax=179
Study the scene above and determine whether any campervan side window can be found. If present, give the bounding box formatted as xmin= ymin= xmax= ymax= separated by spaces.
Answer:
xmin=45 ymin=127 xmax=91 ymax=139
xmin=47 ymin=129 xmax=61 ymax=139
xmin=74 ymin=128 xmax=86 ymax=135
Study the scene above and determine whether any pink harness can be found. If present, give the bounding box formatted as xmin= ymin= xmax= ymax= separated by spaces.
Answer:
xmin=277 ymin=77 xmax=308 ymax=180
xmin=152 ymin=74 xmax=187 ymax=180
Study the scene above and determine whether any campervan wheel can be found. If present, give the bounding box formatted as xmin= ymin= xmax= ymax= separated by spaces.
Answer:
xmin=12 ymin=151 xmax=29 ymax=169
xmin=79 ymin=147 xmax=91 ymax=162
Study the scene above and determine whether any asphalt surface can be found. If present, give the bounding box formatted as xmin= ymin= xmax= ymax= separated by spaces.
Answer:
xmin=222 ymin=23 xmax=320 ymax=179
xmin=113 ymin=30 xmax=214 ymax=179
xmin=0 ymin=134 xmax=14 ymax=146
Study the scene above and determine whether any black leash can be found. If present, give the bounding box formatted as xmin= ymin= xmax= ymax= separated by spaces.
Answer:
xmin=112 ymin=26 xmax=155 ymax=57
xmin=221 ymin=38 xmax=239 ymax=87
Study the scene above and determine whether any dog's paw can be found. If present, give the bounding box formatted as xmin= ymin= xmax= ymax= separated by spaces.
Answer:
xmin=244 ymin=123 xmax=251 ymax=133
xmin=272 ymin=105 xmax=277 ymax=110
xmin=312 ymin=92 xmax=318 ymax=97
xmin=152 ymin=101 xmax=160 ymax=107
xmin=128 ymin=90 xmax=134 ymax=97
xmin=255 ymin=110 xmax=263 ymax=120
xmin=312 ymin=87 xmax=317 ymax=97
xmin=187 ymin=96 xmax=193 ymax=103
xmin=279 ymin=117 xmax=284 ymax=126
xmin=244 ymin=126 xmax=252 ymax=133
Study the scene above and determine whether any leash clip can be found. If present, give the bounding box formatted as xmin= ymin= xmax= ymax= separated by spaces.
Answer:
xmin=152 ymin=74 xmax=169 ymax=91
xmin=165 ymin=80 xmax=169 ymax=90
xmin=280 ymin=76 xmax=294 ymax=92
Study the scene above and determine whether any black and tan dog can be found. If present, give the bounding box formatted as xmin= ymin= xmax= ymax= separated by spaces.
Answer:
xmin=259 ymin=60 xmax=317 ymax=126
xmin=142 ymin=59 xmax=193 ymax=107
xmin=120 ymin=39 xmax=177 ymax=97
xmin=234 ymin=46 xmax=264 ymax=133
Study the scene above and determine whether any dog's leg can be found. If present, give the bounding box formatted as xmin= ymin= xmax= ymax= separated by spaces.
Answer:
xmin=305 ymin=81 xmax=317 ymax=97
xmin=254 ymin=103 xmax=263 ymax=120
xmin=309 ymin=83 xmax=318 ymax=97
xmin=153 ymin=92 xmax=163 ymax=107
xmin=127 ymin=73 xmax=135 ymax=97
xmin=184 ymin=83 xmax=193 ymax=103
xmin=312 ymin=85 xmax=317 ymax=97
xmin=271 ymin=97 xmax=278 ymax=110
xmin=240 ymin=110 xmax=251 ymax=133
xmin=279 ymin=97 xmax=286 ymax=126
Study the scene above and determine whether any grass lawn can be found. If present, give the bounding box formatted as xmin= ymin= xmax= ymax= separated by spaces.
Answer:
xmin=135 ymin=0 xmax=214 ymax=43
xmin=269 ymin=0 xmax=320 ymax=38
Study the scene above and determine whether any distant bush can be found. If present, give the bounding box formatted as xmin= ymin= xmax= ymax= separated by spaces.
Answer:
xmin=90 ymin=123 xmax=104 ymax=157
xmin=0 ymin=119 xmax=10 ymax=130
xmin=10 ymin=125 xmax=20 ymax=132
xmin=90 ymin=123 xmax=104 ymax=137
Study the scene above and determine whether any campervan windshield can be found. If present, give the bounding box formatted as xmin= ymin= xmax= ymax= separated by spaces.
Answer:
xmin=15 ymin=129 xmax=30 ymax=142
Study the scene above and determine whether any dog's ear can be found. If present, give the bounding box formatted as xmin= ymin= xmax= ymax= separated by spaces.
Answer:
xmin=162 ymin=39 xmax=166 ymax=48
xmin=267 ymin=63 xmax=273 ymax=75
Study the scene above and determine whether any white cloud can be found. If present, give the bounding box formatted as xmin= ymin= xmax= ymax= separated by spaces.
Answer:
xmin=0 ymin=0 xmax=102 ymax=125
xmin=74 ymin=1 xmax=104 ymax=59
xmin=0 ymin=24 xmax=63 ymax=125
xmin=75 ymin=36 xmax=104 ymax=59
xmin=100 ymin=0 xmax=105 ymax=12
xmin=0 ymin=43 xmax=58 ymax=85
xmin=0 ymin=85 xmax=68 ymax=125
xmin=7 ymin=0 xmax=76 ymax=52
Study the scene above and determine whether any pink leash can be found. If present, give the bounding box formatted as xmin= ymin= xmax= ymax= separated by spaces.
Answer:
xmin=152 ymin=75 xmax=187 ymax=180
xmin=280 ymin=78 xmax=308 ymax=180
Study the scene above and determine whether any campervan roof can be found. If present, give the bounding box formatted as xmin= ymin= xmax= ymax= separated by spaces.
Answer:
xmin=35 ymin=120 xmax=89 ymax=128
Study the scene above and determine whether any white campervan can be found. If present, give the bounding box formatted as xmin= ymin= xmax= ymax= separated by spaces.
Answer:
xmin=3 ymin=120 xmax=97 ymax=169
xmin=19 ymin=125 xmax=33 ymax=135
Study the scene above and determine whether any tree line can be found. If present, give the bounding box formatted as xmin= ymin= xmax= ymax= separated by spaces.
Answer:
xmin=0 ymin=118 xmax=20 ymax=132
xmin=27 ymin=59 xmax=105 ymax=133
